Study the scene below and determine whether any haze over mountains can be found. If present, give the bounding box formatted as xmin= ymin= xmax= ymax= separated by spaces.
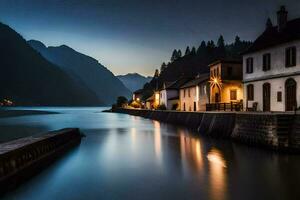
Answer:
xmin=117 ymin=73 xmax=152 ymax=92
xmin=28 ymin=40 xmax=131 ymax=105
xmin=0 ymin=22 xmax=102 ymax=106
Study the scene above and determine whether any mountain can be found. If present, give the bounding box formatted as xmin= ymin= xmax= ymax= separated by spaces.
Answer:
xmin=28 ymin=40 xmax=132 ymax=105
xmin=0 ymin=22 xmax=102 ymax=106
xmin=117 ymin=73 xmax=152 ymax=92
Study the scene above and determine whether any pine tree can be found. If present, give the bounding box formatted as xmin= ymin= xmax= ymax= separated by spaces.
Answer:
xmin=171 ymin=49 xmax=178 ymax=62
xmin=160 ymin=62 xmax=167 ymax=72
xmin=191 ymin=47 xmax=196 ymax=55
xmin=177 ymin=49 xmax=182 ymax=58
xmin=217 ymin=35 xmax=225 ymax=48
xmin=185 ymin=46 xmax=191 ymax=56
xmin=197 ymin=41 xmax=206 ymax=55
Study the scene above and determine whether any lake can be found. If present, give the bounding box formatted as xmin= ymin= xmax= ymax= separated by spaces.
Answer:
xmin=1 ymin=107 xmax=300 ymax=200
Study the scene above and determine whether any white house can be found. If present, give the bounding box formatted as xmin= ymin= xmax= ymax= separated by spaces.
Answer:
xmin=159 ymin=78 xmax=191 ymax=110
xmin=179 ymin=74 xmax=209 ymax=111
xmin=243 ymin=6 xmax=300 ymax=112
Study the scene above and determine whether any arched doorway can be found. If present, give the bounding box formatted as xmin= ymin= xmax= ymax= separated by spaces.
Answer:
xmin=285 ymin=78 xmax=297 ymax=111
xmin=263 ymin=83 xmax=271 ymax=111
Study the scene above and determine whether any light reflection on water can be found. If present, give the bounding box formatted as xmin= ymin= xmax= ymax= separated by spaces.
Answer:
xmin=1 ymin=107 xmax=300 ymax=200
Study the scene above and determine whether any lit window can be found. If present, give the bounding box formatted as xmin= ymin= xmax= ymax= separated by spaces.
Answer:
xmin=230 ymin=90 xmax=237 ymax=101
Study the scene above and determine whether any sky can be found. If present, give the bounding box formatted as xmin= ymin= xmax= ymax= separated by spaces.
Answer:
xmin=0 ymin=0 xmax=299 ymax=76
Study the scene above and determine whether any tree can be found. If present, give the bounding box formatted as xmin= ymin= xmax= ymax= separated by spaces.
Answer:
xmin=116 ymin=96 xmax=128 ymax=108
xmin=191 ymin=47 xmax=196 ymax=55
xmin=177 ymin=49 xmax=182 ymax=58
xmin=171 ymin=49 xmax=178 ymax=62
xmin=160 ymin=62 xmax=167 ymax=72
xmin=217 ymin=35 xmax=225 ymax=48
xmin=185 ymin=46 xmax=191 ymax=56
xmin=154 ymin=69 xmax=160 ymax=78
xmin=197 ymin=41 xmax=206 ymax=54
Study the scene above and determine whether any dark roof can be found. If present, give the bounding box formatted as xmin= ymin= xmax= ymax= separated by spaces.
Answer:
xmin=243 ymin=18 xmax=300 ymax=55
xmin=208 ymin=59 xmax=242 ymax=67
xmin=180 ymin=74 xmax=209 ymax=89
xmin=133 ymin=89 xmax=143 ymax=94
xmin=165 ymin=77 xmax=193 ymax=90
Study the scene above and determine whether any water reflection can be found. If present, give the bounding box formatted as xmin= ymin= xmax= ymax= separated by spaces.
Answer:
xmin=1 ymin=107 xmax=300 ymax=200
xmin=207 ymin=148 xmax=227 ymax=200
xmin=179 ymin=130 xmax=203 ymax=173
xmin=153 ymin=120 xmax=162 ymax=164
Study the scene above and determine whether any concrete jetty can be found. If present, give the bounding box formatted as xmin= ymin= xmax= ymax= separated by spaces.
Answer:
xmin=0 ymin=128 xmax=82 ymax=193
xmin=114 ymin=108 xmax=300 ymax=152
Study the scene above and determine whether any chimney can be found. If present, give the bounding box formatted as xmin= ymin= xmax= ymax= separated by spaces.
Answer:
xmin=277 ymin=6 xmax=288 ymax=32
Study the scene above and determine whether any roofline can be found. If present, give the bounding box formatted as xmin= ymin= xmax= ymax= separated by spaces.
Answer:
xmin=179 ymin=78 xmax=209 ymax=89
xmin=242 ymin=38 xmax=300 ymax=55
xmin=208 ymin=59 xmax=242 ymax=67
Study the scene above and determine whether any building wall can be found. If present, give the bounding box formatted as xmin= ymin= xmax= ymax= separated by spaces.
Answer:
xmin=180 ymin=86 xmax=197 ymax=111
xmin=244 ymin=75 xmax=300 ymax=111
xmin=160 ymin=89 xmax=178 ymax=110
xmin=180 ymin=83 xmax=209 ymax=111
xmin=221 ymin=81 xmax=244 ymax=103
xmin=243 ymin=40 xmax=300 ymax=111
xmin=243 ymin=40 xmax=300 ymax=81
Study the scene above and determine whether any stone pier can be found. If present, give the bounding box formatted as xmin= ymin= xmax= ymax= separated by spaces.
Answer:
xmin=0 ymin=128 xmax=82 ymax=193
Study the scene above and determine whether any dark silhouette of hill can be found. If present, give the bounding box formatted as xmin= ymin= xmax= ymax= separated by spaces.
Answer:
xmin=141 ymin=36 xmax=252 ymax=100
xmin=117 ymin=73 xmax=152 ymax=92
xmin=0 ymin=22 xmax=102 ymax=106
xmin=29 ymin=40 xmax=132 ymax=105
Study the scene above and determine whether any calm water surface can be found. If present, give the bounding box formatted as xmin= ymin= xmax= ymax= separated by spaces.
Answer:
xmin=1 ymin=107 xmax=300 ymax=200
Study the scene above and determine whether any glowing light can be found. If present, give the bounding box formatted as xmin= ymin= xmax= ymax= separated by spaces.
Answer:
xmin=136 ymin=98 xmax=140 ymax=102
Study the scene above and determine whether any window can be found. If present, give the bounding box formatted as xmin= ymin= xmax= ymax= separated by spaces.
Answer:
xmin=227 ymin=67 xmax=233 ymax=77
xmin=246 ymin=57 xmax=253 ymax=73
xmin=277 ymin=91 xmax=282 ymax=102
xmin=230 ymin=90 xmax=237 ymax=101
xmin=286 ymin=47 xmax=296 ymax=67
xmin=263 ymin=53 xmax=271 ymax=71
xmin=247 ymin=84 xmax=254 ymax=101
xmin=183 ymin=89 xmax=186 ymax=98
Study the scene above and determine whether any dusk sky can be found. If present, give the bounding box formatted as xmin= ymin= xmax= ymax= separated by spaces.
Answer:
xmin=0 ymin=0 xmax=299 ymax=76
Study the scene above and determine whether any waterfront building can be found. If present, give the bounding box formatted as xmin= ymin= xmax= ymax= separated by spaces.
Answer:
xmin=208 ymin=60 xmax=243 ymax=111
xmin=159 ymin=78 xmax=191 ymax=110
xmin=179 ymin=74 xmax=209 ymax=111
xmin=132 ymin=89 xmax=143 ymax=102
xmin=243 ymin=6 xmax=300 ymax=111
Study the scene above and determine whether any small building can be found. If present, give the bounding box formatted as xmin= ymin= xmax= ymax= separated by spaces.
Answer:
xmin=243 ymin=6 xmax=300 ymax=111
xmin=132 ymin=89 xmax=143 ymax=102
xmin=145 ymin=91 xmax=160 ymax=109
xmin=159 ymin=78 xmax=192 ymax=110
xmin=179 ymin=74 xmax=209 ymax=111
xmin=208 ymin=59 xmax=243 ymax=111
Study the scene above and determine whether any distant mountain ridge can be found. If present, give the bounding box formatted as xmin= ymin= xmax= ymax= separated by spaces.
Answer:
xmin=117 ymin=73 xmax=152 ymax=92
xmin=28 ymin=40 xmax=131 ymax=105
xmin=0 ymin=22 xmax=101 ymax=106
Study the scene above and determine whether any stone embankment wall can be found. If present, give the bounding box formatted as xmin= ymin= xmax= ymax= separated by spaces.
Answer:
xmin=114 ymin=108 xmax=300 ymax=151
xmin=0 ymin=128 xmax=82 ymax=193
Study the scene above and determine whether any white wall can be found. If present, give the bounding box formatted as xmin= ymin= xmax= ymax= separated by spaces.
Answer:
xmin=244 ymin=75 xmax=300 ymax=111
xmin=160 ymin=89 xmax=179 ymax=110
xmin=243 ymin=40 xmax=300 ymax=82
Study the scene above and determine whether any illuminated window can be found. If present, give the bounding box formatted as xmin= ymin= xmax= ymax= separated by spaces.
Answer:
xmin=230 ymin=90 xmax=237 ymax=101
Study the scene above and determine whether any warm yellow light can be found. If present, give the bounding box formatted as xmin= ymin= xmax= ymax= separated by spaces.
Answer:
xmin=214 ymin=78 xmax=218 ymax=84
xmin=137 ymin=98 xmax=140 ymax=102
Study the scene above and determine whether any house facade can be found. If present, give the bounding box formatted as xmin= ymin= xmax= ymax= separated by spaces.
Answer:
xmin=159 ymin=78 xmax=191 ymax=110
xmin=243 ymin=6 xmax=300 ymax=111
xmin=179 ymin=74 xmax=209 ymax=111
xmin=209 ymin=60 xmax=243 ymax=108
